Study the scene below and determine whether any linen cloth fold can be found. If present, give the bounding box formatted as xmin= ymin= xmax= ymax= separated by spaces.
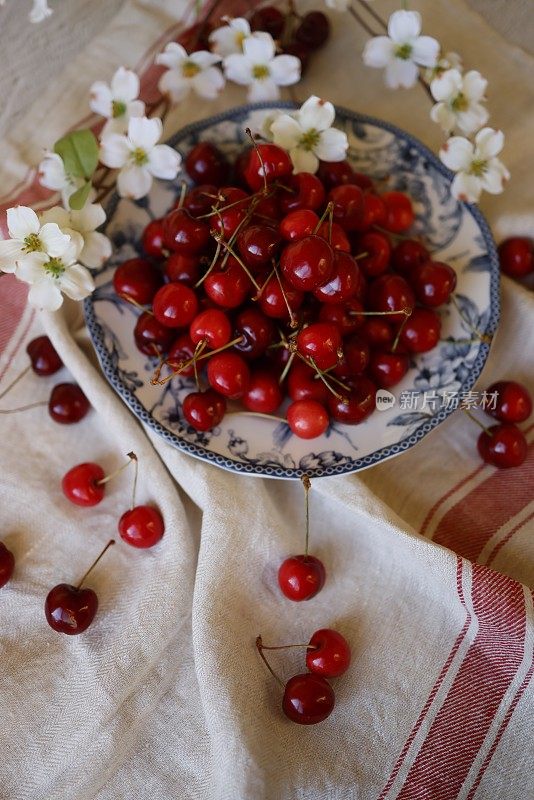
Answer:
xmin=0 ymin=1 xmax=533 ymax=798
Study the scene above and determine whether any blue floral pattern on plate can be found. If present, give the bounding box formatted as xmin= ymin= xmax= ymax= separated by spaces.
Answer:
xmin=84 ymin=102 xmax=500 ymax=479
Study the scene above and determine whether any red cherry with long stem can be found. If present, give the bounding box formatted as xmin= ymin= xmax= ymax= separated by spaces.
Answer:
xmin=182 ymin=184 xmax=218 ymax=217
xmin=44 ymin=539 xmax=115 ymax=635
xmin=182 ymin=389 xmax=227 ymax=431
xmin=113 ymin=257 xmax=162 ymax=305
xmin=477 ymin=423 xmax=528 ymax=468
xmin=243 ymin=140 xmax=293 ymax=192
xmin=399 ymin=307 xmax=441 ymax=353
xmin=233 ymin=307 xmax=275 ymax=360
xmin=141 ymin=219 xmax=166 ymax=259
xmin=153 ymin=282 xmax=199 ymax=329
xmin=306 ymin=629 xmax=352 ymax=678
xmin=163 ymin=208 xmax=211 ymax=255
xmin=369 ymin=351 xmax=410 ymax=388
xmin=318 ymin=298 xmax=365 ymax=336
xmin=190 ymin=309 xmax=232 ymax=350
xmin=207 ymin=351 xmax=250 ymax=399
xmin=118 ymin=456 xmax=165 ymax=548
xmin=410 ymin=260 xmax=457 ymax=307
xmin=49 ymin=383 xmax=90 ymax=424
xmin=288 ymin=360 xmax=329 ymax=404
xmin=316 ymin=221 xmax=350 ymax=253
xmin=485 ymin=381 xmax=532 ymax=423
xmin=313 ymin=250 xmax=362 ymax=304
xmin=237 ymin=223 xmax=281 ymax=269
xmin=281 ymin=234 xmax=334 ymax=291
xmin=327 ymin=376 xmax=377 ymax=424
xmin=368 ymin=274 xmax=415 ymax=324
xmin=167 ymin=333 xmax=196 ymax=377
xmin=0 ymin=542 xmax=15 ymax=588
xmin=354 ymin=231 xmax=391 ymax=277
xmin=391 ymin=239 xmax=429 ymax=276
xmin=296 ymin=323 xmax=342 ymax=371
xmin=62 ymin=452 xmax=135 ymax=507
xmin=242 ymin=369 xmax=283 ymax=414
xmin=164 ymin=252 xmax=200 ymax=285
xmin=328 ymin=184 xmax=364 ymax=231
xmin=185 ymin=142 xmax=229 ymax=186
xmin=279 ymin=172 xmax=325 ymax=214
xmin=134 ymin=312 xmax=175 ymax=357
xmin=280 ymin=209 xmax=320 ymax=242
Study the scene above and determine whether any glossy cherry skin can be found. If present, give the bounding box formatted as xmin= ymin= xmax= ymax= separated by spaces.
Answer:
xmin=306 ymin=629 xmax=351 ymax=678
xmin=319 ymin=298 xmax=365 ymax=336
xmin=62 ymin=463 xmax=105 ymax=507
xmin=410 ymin=260 xmax=457 ymax=307
xmin=183 ymin=184 xmax=219 ymax=217
xmin=355 ymin=231 xmax=392 ymax=278
xmin=288 ymin=361 xmax=329 ymax=404
xmin=134 ymin=312 xmax=175 ymax=356
xmin=313 ymin=250 xmax=362 ymax=305
xmin=317 ymin=159 xmax=354 ymax=190
xmin=281 ymin=40 xmax=312 ymax=72
xmin=0 ymin=542 xmax=15 ymax=588
xmin=486 ymin=381 xmax=533 ymax=423
xmin=204 ymin=259 xmax=252 ymax=309
xmin=167 ymin=333 xmax=196 ymax=377
xmin=26 ymin=335 xmax=63 ymax=376
xmin=278 ymin=554 xmax=326 ymax=601
xmin=400 ymin=308 xmax=441 ymax=353
xmin=328 ymin=184 xmax=364 ymax=231
xmin=327 ymin=376 xmax=376 ymax=424
xmin=283 ymin=673 xmax=335 ymax=725
xmin=281 ymin=235 xmax=334 ymax=291
xmin=361 ymin=317 xmax=394 ymax=350
xmin=334 ymin=335 xmax=370 ymax=379
xmin=250 ymin=4 xmax=285 ymax=37
xmin=382 ymin=191 xmax=414 ymax=233
xmin=49 ymin=383 xmax=90 ymax=424
xmin=190 ymin=309 xmax=232 ymax=349
xmin=295 ymin=10 xmax=330 ymax=48
xmin=477 ymin=424 xmax=528 ymax=469
xmin=113 ymin=257 xmax=162 ymax=305
xmin=279 ymin=172 xmax=325 ymax=213
xmin=163 ymin=208 xmax=211 ymax=255
xmin=185 ymin=142 xmax=229 ymax=186
xmin=317 ymin=221 xmax=350 ymax=253
xmin=287 ymin=399 xmax=329 ymax=439
xmin=153 ymin=282 xmax=199 ymax=328
xmin=243 ymin=143 xmax=293 ymax=192
xmin=237 ymin=224 xmax=281 ymax=269
xmin=391 ymin=239 xmax=430 ymax=276
xmin=182 ymin=389 xmax=226 ymax=431
xmin=45 ymin=584 xmax=98 ymax=635
xmin=210 ymin=186 xmax=250 ymax=238
xmin=207 ymin=352 xmax=250 ymax=399
xmin=359 ymin=193 xmax=386 ymax=229
xmin=119 ymin=506 xmax=164 ymax=548
xmin=233 ymin=307 xmax=275 ymax=360
xmin=369 ymin=351 xmax=409 ymax=388
xmin=498 ymin=237 xmax=533 ymax=278
xmin=296 ymin=323 xmax=342 ymax=371
xmin=142 ymin=218 xmax=166 ymax=258
xmin=259 ymin=276 xmax=304 ymax=320
xmin=165 ymin=252 xmax=200 ymax=285
xmin=368 ymin=274 xmax=415 ymax=323
xmin=280 ymin=209 xmax=319 ymax=242
xmin=243 ymin=370 xmax=283 ymax=413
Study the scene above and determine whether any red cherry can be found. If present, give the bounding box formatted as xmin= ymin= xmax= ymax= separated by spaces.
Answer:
xmin=210 ymin=186 xmax=250 ymax=238
xmin=278 ymin=554 xmax=326 ymax=601
xmin=281 ymin=40 xmax=312 ymax=72
xmin=204 ymin=258 xmax=252 ymax=309
xmin=45 ymin=584 xmax=98 ymax=635
xmin=288 ymin=360 xmax=329 ymax=404
xmin=279 ymin=172 xmax=325 ymax=213
xmin=250 ymin=4 xmax=285 ymax=37
xmin=190 ymin=309 xmax=231 ymax=349
xmin=167 ymin=333 xmax=196 ymax=377
xmin=313 ymin=250 xmax=362 ymax=304
xmin=163 ymin=208 xmax=211 ymax=255
xmin=295 ymin=10 xmax=330 ymax=48
xmin=142 ymin=219 xmax=166 ymax=259
xmin=243 ymin=144 xmax=293 ymax=192
xmin=280 ymin=209 xmax=319 ymax=242
xmin=382 ymin=191 xmax=414 ymax=233
xmin=410 ymin=260 xmax=457 ymax=307
xmin=243 ymin=369 xmax=283 ymax=413
xmin=400 ymin=308 xmax=441 ymax=353
xmin=334 ymin=334 xmax=370 ymax=379
xmin=26 ymin=335 xmax=63 ymax=376
xmin=328 ymin=184 xmax=364 ymax=231
xmin=0 ymin=542 xmax=15 ymax=588
xmin=361 ymin=317 xmax=394 ymax=349
xmin=477 ymin=424 xmax=528 ymax=469
xmin=368 ymin=274 xmax=415 ymax=323
xmin=316 ymin=221 xmax=351 ymax=253
xmin=164 ymin=252 xmax=200 ymax=285
xmin=258 ymin=275 xmax=304 ymax=320
xmin=283 ymin=673 xmax=335 ymax=725
xmin=296 ymin=322 xmax=342 ymax=371
xmin=153 ymin=282 xmax=199 ymax=328
xmin=62 ymin=463 xmax=105 ymax=507
xmin=281 ymin=235 xmax=334 ymax=291
xmin=252 ymin=192 xmax=280 ymax=222
xmin=49 ymin=383 xmax=90 ymax=424
xmin=391 ymin=239 xmax=429 ymax=276
xmin=237 ymin=224 xmax=281 ymax=268
xmin=327 ymin=376 xmax=376 ymax=424
xmin=498 ymin=237 xmax=533 ymax=278
xmin=134 ymin=311 xmax=175 ymax=356
xmin=185 ymin=142 xmax=229 ymax=186
xmin=306 ymin=628 xmax=351 ymax=678
xmin=317 ymin=160 xmax=354 ymax=190
xmin=319 ymin=298 xmax=365 ymax=336
xmin=118 ymin=505 xmax=164 ymax=548
xmin=182 ymin=389 xmax=226 ymax=431
xmin=207 ymin=352 xmax=250 ymax=399
xmin=182 ymin=183 xmax=219 ymax=217
xmin=486 ymin=381 xmax=532 ymax=423
xmin=113 ymin=258 xmax=162 ymax=305
xmin=233 ymin=307 xmax=275 ymax=360
xmin=359 ymin=193 xmax=386 ymax=229
xmin=369 ymin=350 xmax=409 ymax=388
xmin=287 ymin=399 xmax=329 ymax=439
xmin=354 ymin=231 xmax=392 ymax=278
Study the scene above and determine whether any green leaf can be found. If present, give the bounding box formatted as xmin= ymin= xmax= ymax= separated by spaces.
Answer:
xmin=69 ymin=181 xmax=92 ymax=211
xmin=54 ymin=129 xmax=99 ymax=180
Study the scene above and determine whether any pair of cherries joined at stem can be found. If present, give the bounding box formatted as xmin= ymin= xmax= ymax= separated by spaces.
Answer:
xmin=467 ymin=379 xmax=532 ymax=469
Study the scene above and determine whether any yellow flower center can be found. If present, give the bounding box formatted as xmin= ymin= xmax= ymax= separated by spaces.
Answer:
xmin=182 ymin=61 xmax=201 ymax=78
xmin=112 ymin=100 xmax=127 ymax=118
xmin=252 ymin=64 xmax=270 ymax=80
xmin=22 ymin=233 xmax=43 ymax=253
xmin=235 ymin=31 xmax=246 ymax=48
xmin=44 ymin=257 xmax=65 ymax=278
xmin=299 ymin=129 xmax=320 ymax=151
xmin=451 ymin=92 xmax=469 ymax=113
xmin=132 ymin=147 xmax=149 ymax=167
xmin=395 ymin=43 xmax=413 ymax=60
xmin=469 ymin=159 xmax=487 ymax=177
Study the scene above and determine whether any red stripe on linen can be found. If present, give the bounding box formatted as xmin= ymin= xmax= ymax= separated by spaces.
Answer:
xmin=419 ymin=465 xmax=485 ymax=538
xmin=485 ymin=510 xmax=534 ymax=567
xmin=395 ymin=565 xmax=527 ymax=800
xmin=0 ymin=275 xmax=30 ymax=361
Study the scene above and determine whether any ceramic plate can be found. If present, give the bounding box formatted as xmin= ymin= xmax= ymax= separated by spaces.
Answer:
xmin=84 ymin=102 xmax=499 ymax=479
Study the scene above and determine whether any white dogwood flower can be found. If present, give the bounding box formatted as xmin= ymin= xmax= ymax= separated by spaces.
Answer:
xmin=17 ymin=237 xmax=94 ymax=311
xmin=99 ymin=116 xmax=182 ymax=200
xmin=223 ymin=33 xmax=301 ymax=101
xmin=363 ymin=10 xmax=439 ymax=89
xmin=41 ymin=204 xmax=111 ymax=269
xmin=90 ymin=67 xmax=145 ymax=136
xmin=440 ymin=128 xmax=509 ymax=203
xmin=38 ymin=152 xmax=85 ymax=205
xmin=156 ymin=43 xmax=224 ymax=103
xmin=430 ymin=69 xmax=488 ymax=135
xmin=425 ymin=51 xmax=462 ymax=83
xmin=0 ymin=206 xmax=71 ymax=275
xmin=209 ymin=17 xmax=252 ymax=56
xmin=270 ymin=95 xmax=348 ymax=173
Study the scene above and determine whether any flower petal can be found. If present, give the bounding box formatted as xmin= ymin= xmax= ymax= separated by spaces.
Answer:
xmin=430 ymin=68 xmax=463 ymax=102
xmin=99 ymin=133 xmax=131 ymax=169
xmin=72 ymin=202 xmax=106 ymax=233
xmin=439 ymin=136 xmax=474 ymax=171
xmin=128 ymin=116 xmax=162 ymax=151
xmin=156 ymin=42 xmax=187 ymax=70
xmin=430 ymin=102 xmax=455 ymax=133
xmin=7 ymin=206 xmax=40 ymax=239
xmin=58 ymin=264 xmax=95 ymax=300
xmin=209 ymin=19 xmax=250 ymax=56
xmin=475 ymin=127 xmax=504 ymax=159
xmin=450 ymin=172 xmax=482 ymax=203
xmin=290 ymin=147 xmax=319 ymax=174
xmin=39 ymin=223 xmax=72 ymax=257
xmin=39 ymin=206 xmax=70 ymax=228
xmin=248 ymin=78 xmax=280 ymax=102
xmin=270 ymin=114 xmax=303 ymax=150
xmin=192 ymin=66 xmax=225 ymax=99
xmin=363 ymin=37 xmax=395 ymax=69
xmin=462 ymin=70 xmax=487 ymax=102
xmin=223 ymin=54 xmax=253 ymax=85
xmin=79 ymin=231 xmax=112 ymax=269
xmin=481 ymin=159 xmax=509 ymax=194
xmin=298 ymin=96 xmax=335 ymax=132
xmin=243 ymin=32 xmax=276 ymax=62
xmin=117 ymin=165 xmax=153 ymax=200
xmin=269 ymin=55 xmax=301 ymax=86
xmin=385 ymin=59 xmax=418 ymax=89
xmin=388 ymin=10 xmax=421 ymax=43
xmin=111 ymin=67 xmax=140 ymax=102
xmin=147 ymin=144 xmax=182 ymax=180
xmin=158 ymin=69 xmax=191 ymax=102
xmin=411 ymin=36 xmax=439 ymax=68
xmin=0 ymin=239 xmax=23 ymax=272
xmin=127 ymin=99 xmax=145 ymax=119
xmin=314 ymin=127 xmax=348 ymax=162
xmin=28 ymin=278 xmax=63 ymax=311
xmin=89 ymin=81 xmax=113 ymax=117
xmin=456 ymin=104 xmax=489 ymax=136
xmin=15 ymin=252 xmax=48 ymax=283
xmin=38 ymin=153 xmax=68 ymax=191
xmin=190 ymin=50 xmax=222 ymax=68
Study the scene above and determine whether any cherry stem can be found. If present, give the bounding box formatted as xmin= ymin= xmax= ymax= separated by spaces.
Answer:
xmin=259 ymin=642 xmax=318 ymax=651
xmin=348 ymin=307 xmax=412 ymax=318
xmin=119 ymin=294 xmax=154 ymax=315
xmin=354 ymin=251 xmax=369 ymax=260
xmin=226 ymin=411 xmax=286 ymax=422
xmin=252 ymin=265 xmax=275 ymax=300
xmin=273 ymin=262 xmax=298 ymax=329
xmin=301 ymin=354 xmax=347 ymax=400
xmin=0 ymin=401 xmax=47 ymax=414
xmin=278 ymin=349 xmax=295 ymax=384
xmin=463 ymin=408 xmax=493 ymax=435
xmin=177 ymin=181 xmax=188 ymax=209
xmin=0 ymin=363 xmax=31 ymax=400
xmin=192 ymin=339 xmax=206 ymax=390
xmin=245 ymin=127 xmax=268 ymax=193
xmin=97 ymin=451 xmax=136 ymax=486
xmin=214 ymin=235 xmax=261 ymax=291
xmin=301 ymin=473 xmax=311 ymax=555
xmin=76 ymin=539 xmax=115 ymax=590
xmin=391 ymin=307 xmax=413 ymax=352
xmin=313 ymin=201 xmax=334 ymax=240
xmin=255 ymin=635 xmax=285 ymax=688
xmin=195 ymin=239 xmax=221 ymax=288
xmin=157 ymin=336 xmax=245 ymax=385
xmin=129 ymin=452 xmax=139 ymax=510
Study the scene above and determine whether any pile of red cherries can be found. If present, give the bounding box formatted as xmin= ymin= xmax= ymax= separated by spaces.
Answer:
xmin=116 ymin=137 xmax=458 ymax=440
